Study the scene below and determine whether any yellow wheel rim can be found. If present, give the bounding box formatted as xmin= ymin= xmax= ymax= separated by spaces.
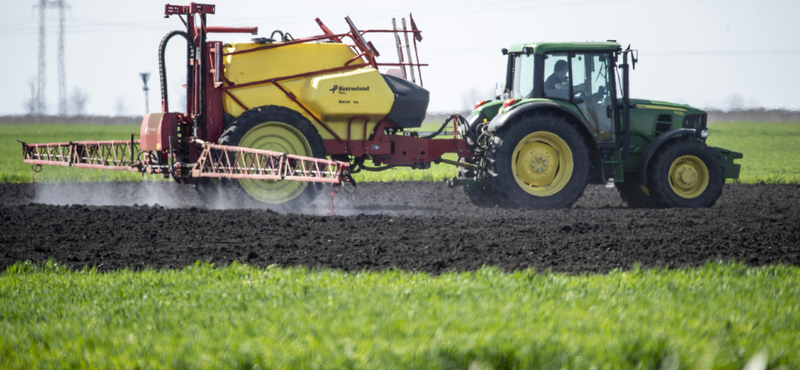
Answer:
xmin=668 ymin=155 xmax=709 ymax=199
xmin=238 ymin=121 xmax=312 ymax=204
xmin=511 ymin=131 xmax=573 ymax=197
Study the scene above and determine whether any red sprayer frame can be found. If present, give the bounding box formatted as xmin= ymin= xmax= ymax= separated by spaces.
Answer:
xmin=20 ymin=3 xmax=472 ymax=201
xmin=20 ymin=138 xmax=348 ymax=184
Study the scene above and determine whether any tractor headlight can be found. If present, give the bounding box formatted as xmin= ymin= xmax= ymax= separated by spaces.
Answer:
xmin=699 ymin=129 xmax=709 ymax=139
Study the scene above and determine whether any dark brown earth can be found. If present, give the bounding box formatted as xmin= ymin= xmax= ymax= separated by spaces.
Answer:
xmin=1 ymin=181 xmax=799 ymax=274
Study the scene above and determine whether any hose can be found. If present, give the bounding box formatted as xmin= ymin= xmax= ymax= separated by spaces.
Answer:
xmin=270 ymin=30 xmax=284 ymax=42
xmin=422 ymin=114 xmax=469 ymax=139
xmin=158 ymin=30 xmax=194 ymax=113
xmin=422 ymin=115 xmax=453 ymax=139
xmin=361 ymin=165 xmax=395 ymax=171
xmin=270 ymin=30 xmax=295 ymax=42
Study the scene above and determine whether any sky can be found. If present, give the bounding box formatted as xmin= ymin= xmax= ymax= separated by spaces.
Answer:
xmin=1 ymin=0 xmax=798 ymax=116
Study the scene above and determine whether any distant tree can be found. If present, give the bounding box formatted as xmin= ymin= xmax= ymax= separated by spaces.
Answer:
xmin=115 ymin=96 xmax=126 ymax=116
xmin=461 ymin=87 xmax=481 ymax=111
xmin=178 ymin=90 xmax=187 ymax=112
xmin=726 ymin=93 xmax=745 ymax=111
xmin=70 ymin=86 xmax=89 ymax=115
xmin=460 ymin=85 xmax=496 ymax=111
xmin=24 ymin=79 xmax=36 ymax=114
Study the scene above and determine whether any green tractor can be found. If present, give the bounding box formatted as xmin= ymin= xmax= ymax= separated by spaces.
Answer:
xmin=457 ymin=42 xmax=742 ymax=209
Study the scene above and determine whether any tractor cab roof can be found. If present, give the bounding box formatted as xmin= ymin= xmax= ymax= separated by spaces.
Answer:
xmin=508 ymin=41 xmax=622 ymax=54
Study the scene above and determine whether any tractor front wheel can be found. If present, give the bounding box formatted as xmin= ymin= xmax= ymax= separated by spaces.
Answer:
xmin=485 ymin=112 xmax=590 ymax=209
xmin=647 ymin=140 xmax=724 ymax=208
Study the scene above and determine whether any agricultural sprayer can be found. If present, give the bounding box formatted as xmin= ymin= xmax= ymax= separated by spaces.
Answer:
xmin=20 ymin=3 xmax=741 ymax=209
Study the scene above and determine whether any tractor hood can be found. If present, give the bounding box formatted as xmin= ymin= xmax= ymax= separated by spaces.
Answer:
xmin=629 ymin=99 xmax=706 ymax=116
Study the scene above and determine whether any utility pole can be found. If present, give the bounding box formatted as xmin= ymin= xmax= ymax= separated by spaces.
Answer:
xmin=140 ymin=73 xmax=151 ymax=113
xmin=36 ymin=0 xmax=46 ymax=114
xmin=34 ymin=0 xmax=69 ymax=115
xmin=55 ymin=0 xmax=67 ymax=115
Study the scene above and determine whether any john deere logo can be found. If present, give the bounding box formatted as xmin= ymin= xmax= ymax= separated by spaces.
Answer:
xmin=329 ymin=85 xmax=369 ymax=94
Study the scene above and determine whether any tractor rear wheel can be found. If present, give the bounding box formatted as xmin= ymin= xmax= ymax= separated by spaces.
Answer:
xmin=485 ymin=112 xmax=590 ymax=209
xmin=195 ymin=105 xmax=326 ymax=208
xmin=647 ymin=139 xmax=724 ymax=208
xmin=615 ymin=175 xmax=666 ymax=208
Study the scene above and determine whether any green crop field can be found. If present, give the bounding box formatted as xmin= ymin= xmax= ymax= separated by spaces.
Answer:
xmin=2 ymin=121 xmax=799 ymax=184
xmin=1 ymin=261 xmax=798 ymax=369
xmin=3 ymin=121 xmax=800 ymax=369
xmin=706 ymin=122 xmax=800 ymax=184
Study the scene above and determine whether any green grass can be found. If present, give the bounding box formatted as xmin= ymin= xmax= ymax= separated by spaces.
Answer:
xmin=353 ymin=122 xmax=459 ymax=182
xmin=706 ymin=121 xmax=800 ymax=184
xmin=1 ymin=261 xmax=798 ymax=369
xmin=349 ymin=153 xmax=458 ymax=182
xmin=2 ymin=121 xmax=799 ymax=184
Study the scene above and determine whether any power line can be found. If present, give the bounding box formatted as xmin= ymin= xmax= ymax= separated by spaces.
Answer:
xmin=647 ymin=50 xmax=800 ymax=56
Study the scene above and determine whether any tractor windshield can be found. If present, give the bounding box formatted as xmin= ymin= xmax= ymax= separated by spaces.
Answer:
xmin=511 ymin=53 xmax=536 ymax=99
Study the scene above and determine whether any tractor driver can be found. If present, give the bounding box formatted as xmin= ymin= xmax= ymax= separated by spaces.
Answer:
xmin=545 ymin=60 xmax=585 ymax=100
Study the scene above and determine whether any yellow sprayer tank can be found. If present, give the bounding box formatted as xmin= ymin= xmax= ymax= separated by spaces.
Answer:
xmin=222 ymin=41 xmax=427 ymax=141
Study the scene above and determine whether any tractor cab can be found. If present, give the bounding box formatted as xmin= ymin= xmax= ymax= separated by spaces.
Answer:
xmin=498 ymin=42 xmax=623 ymax=145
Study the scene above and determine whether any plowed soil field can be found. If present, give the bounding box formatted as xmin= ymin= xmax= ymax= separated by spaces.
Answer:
xmin=1 ymin=182 xmax=799 ymax=274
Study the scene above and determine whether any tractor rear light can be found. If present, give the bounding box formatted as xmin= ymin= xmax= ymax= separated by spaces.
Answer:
xmin=473 ymin=100 xmax=489 ymax=109
xmin=501 ymin=99 xmax=516 ymax=110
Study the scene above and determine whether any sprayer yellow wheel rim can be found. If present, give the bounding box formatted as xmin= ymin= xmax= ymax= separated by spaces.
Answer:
xmin=668 ymin=155 xmax=709 ymax=199
xmin=238 ymin=121 xmax=312 ymax=204
xmin=511 ymin=131 xmax=573 ymax=197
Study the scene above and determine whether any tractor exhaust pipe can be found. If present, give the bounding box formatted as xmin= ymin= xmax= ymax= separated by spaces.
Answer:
xmin=621 ymin=48 xmax=631 ymax=159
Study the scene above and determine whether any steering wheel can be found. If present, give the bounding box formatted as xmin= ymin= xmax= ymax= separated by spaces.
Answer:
xmin=587 ymin=86 xmax=608 ymax=105
xmin=573 ymin=83 xmax=591 ymax=101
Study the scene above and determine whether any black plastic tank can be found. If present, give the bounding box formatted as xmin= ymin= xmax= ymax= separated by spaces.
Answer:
xmin=381 ymin=74 xmax=429 ymax=128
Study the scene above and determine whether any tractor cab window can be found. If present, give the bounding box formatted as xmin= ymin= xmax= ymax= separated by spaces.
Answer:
xmin=543 ymin=53 xmax=570 ymax=100
xmin=572 ymin=52 xmax=614 ymax=142
xmin=511 ymin=53 xmax=535 ymax=99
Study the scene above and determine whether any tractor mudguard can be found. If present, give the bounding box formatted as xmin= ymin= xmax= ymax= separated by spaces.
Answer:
xmin=486 ymin=101 xmax=592 ymax=136
xmin=636 ymin=128 xmax=697 ymax=186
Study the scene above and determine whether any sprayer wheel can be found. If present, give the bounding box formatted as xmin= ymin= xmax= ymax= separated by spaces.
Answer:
xmin=195 ymin=105 xmax=326 ymax=208
xmin=195 ymin=177 xmax=247 ymax=209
